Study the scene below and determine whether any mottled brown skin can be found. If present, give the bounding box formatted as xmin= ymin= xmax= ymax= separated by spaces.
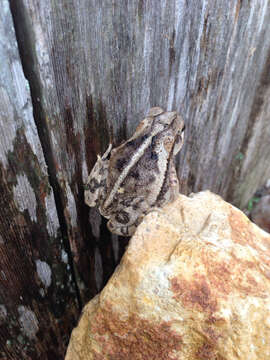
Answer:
xmin=85 ymin=107 xmax=185 ymax=236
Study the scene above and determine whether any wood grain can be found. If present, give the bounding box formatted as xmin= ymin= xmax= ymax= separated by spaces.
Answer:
xmin=1 ymin=0 xmax=270 ymax=358
xmin=0 ymin=2 xmax=78 ymax=358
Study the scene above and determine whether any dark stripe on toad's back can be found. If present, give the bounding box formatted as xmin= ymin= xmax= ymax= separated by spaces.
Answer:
xmin=136 ymin=145 xmax=160 ymax=174
xmin=125 ymin=134 xmax=149 ymax=149
xmin=156 ymin=154 xmax=175 ymax=206
xmin=154 ymin=123 xmax=183 ymax=206
xmin=121 ymin=160 xmax=158 ymax=189
xmin=111 ymin=130 xmax=152 ymax=172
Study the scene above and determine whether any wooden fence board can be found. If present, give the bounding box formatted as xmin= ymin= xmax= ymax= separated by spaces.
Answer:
xmin=1 ymin=0 xmax=270 ymax=358
xmin=0 ymin=2 xmax=78 ymax=358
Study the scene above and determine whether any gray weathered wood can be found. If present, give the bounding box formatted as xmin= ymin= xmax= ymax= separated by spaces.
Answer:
xmin=11 ymin=0 xmax=270 ymax=313
xmin=2 ymin=0 xmax=270 ymax=357
xmin=0 ymin=2 xmax=78 ymax=359
xmin=13 ymin=0 xmax=270 ymax=208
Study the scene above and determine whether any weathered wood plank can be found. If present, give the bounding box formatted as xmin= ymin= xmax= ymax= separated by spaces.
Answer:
xmin=1 ymin=0 xmax=269 ymax=358
xmin=9 ymin=0 xmax=270 ymax=306
xmin=0 ymin=2 xmax=78 ymax=358
xmin=9 ymin=0 xmax=128 ymax=302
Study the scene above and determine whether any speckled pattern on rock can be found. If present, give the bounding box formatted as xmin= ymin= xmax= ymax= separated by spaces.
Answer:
xmin=66 ymin=191 xmax=270 ymax=360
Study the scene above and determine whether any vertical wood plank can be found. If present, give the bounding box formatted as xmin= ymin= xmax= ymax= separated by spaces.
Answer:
xmin=0 ymin=2 xmax=78 ymax=358
xmin=1 ymin=0 xmax=270 ymax=357
xmin=8 ymin=0 xmax=270 ymax=305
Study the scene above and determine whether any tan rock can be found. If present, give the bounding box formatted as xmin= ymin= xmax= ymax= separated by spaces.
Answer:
xmin=65 ymin=191 xmax=270 ymax=360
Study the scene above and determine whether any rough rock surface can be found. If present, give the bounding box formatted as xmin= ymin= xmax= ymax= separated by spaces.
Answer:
xmin=65 ymin=191 xmax=270 ymax=360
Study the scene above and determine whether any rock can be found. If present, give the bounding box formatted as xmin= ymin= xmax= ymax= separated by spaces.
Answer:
xmin=251 ymin=194 xmax=270 ymax=233
xmin=65 ymin=191 xmax=270 ymax=360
